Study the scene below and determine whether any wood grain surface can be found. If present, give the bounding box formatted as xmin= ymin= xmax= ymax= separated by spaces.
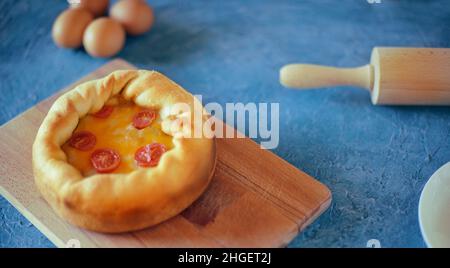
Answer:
xmin=0 ymin=59 xmax=331 ymax=248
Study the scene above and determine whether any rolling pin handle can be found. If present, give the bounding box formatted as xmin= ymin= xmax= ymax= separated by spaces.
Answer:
xmin=280 ymin=64 xmax=374 ymax=91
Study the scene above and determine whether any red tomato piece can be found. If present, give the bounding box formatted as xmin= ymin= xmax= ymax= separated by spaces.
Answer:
xmin=132 ymin=110 xmax=156 ymax=129
xmin=134 ymin=143 xmax=167 ymax=167
xmin=69 ymin=131 xmax=96 ymax=151
xmin=90 ymin=148 xmax=121 ymax=173
xmin=92 ymin=105 xmax=114 ymax=118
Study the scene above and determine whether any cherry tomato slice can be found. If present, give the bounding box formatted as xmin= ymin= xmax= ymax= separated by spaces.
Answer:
xmin=132 ymin=110 xmax=156 ymax=130
xmin=92 ymin=105 xmax=114 ymax=118
xmin=69 ymin=131 xmax=96 ymax=151
xmin=134 ymin=143 xmax=167 ymax=167
xmin=90 ymin=148 xmax=121 ymax=173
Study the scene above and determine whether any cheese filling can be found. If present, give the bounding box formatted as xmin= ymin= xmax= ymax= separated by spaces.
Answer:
xmin=62 ymin=97 xmax=173 ymax=176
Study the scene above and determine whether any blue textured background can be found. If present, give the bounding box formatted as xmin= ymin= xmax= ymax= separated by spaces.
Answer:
xmin=1 ymin=0 xmax=449 ymax=248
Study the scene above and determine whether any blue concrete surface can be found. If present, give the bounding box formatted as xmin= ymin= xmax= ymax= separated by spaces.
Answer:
xmin=1 ymin=0 xmax=449 ymax=248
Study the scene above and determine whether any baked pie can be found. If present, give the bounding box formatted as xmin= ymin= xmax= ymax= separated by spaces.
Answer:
xmin=32 ymin=70 xmax=216 ymax=233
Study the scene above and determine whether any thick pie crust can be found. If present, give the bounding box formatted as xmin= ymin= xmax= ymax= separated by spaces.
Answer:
xmin=32 ymin=70 xmax=216 ymax=233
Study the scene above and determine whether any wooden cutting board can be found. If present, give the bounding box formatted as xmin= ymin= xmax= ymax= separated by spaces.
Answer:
xmin=0 ymin=59 xmax=331 ymax=248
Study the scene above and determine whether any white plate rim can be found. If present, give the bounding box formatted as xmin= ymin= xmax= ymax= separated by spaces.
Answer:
xmin=418 ymin=162 xmax=450 ymax=248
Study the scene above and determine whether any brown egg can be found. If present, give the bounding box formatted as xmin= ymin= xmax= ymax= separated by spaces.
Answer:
xmin=70 ymin=0 xmax=109 ymax=17
xmin=52 ymin=8 xmax=94 ymax=48
xmin=83 ymin=18 xmax=126 ymax=58
xmin=110 ymin=0 xmax=154 ymax=36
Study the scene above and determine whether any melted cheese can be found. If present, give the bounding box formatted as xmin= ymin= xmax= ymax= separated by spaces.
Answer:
xmin=62 ymin=98 xmax=173 ymax=176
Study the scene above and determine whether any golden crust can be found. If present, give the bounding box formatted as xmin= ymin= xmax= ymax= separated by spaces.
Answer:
xmin=32 ymin=70 xmax=216 ymax=233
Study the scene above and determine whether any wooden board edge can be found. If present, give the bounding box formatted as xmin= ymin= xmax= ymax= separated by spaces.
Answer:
xmin=0 ymin=186 xmax=66 ymax=248
xmin=301 ymin=194 xmax=332 ymax=232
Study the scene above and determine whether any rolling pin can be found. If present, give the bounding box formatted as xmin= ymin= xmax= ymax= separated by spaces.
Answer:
xmin=280 ymin=47 xmax=450 ymax=105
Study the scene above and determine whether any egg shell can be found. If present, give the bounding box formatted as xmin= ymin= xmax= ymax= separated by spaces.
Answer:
xmin=70 ymin=0 xmax=110 ymax=17
xmin=110 ymin=0 xmax=154 ymax=36
xmin=83 ymin=18 xmax=126 ymax=58
xmin=52 ymin=8 xmax=94 ymax=49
